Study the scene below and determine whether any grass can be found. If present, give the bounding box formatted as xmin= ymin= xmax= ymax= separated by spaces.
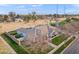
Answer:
xmin=59 ymin=18 xmax=71 ymax=26
xmin=59 ymin=21 xmax=66 ymax=26
xmin=53 ymin=36 xmax=75 ymax=54
xmin=52 ymin=34 xmax=68 ymax=45
xmin=49 ymin=18 xmax=71 ymax=27
xmin=1 ymin=33 xmax=28 ymax=54
xmin=71 ymin=18 xmax=79 ymax=21
xmin=48 ymin=22 xmax=56 ymax=26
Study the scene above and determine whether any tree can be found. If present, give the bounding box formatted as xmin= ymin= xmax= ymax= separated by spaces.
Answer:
xmin=65 ymin=18 xmax=71 ymax=23
xmin=53 ymin=14 xmax=59 ymax=27
xmin=23 ymin=12 xmax=37 ymax=23
xmin=3 ymin=15 xmax=9 ymax=22
xmin=48 ymin=14 xmax=53 ymax=22
xmin=16 ymin=14 xmax=21 ymax=18
xmin=23 ymin=14 xmax=31 ymax=23
xmin=0 ymin=15 xmax=4 ymax=22
xmin=31 ymin=12 xmax=37 ymax=22
xmin=9 ymin=12 xmax=16 ymax=22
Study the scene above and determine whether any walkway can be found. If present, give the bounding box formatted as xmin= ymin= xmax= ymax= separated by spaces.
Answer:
xmin=48 ymin=35 xmax=73 ymax=54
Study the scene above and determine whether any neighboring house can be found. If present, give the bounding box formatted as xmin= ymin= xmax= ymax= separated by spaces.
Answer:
xmin=15 ymin=18 xmax=23 ymax=22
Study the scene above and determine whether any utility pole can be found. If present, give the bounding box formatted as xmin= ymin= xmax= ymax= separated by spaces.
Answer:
xmin=55 ymin=4 xmax=59 ymax=27
xmin=64 ymin=5 xmax=65 ymax=18
xmin=34 ymin=28 xmax=36 ymax=42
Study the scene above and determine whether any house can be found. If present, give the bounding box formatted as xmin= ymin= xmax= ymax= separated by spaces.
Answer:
xmin=15 ymin=18 xmax=23 ymax=22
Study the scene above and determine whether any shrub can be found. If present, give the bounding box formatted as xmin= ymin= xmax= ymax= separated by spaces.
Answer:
xmin=15 ymin=34 xmax=23 ymax=38
xmin=9 ymin=31 xmax=17 ymax=35
xmin=65 ymin=18 xmax=71 ymax=23
xmin=49 ymin=22 xmax=56 ymax=26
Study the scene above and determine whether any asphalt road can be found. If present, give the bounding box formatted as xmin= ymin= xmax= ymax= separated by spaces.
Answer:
xmin=63 ymin=36 xmax=79 ymax=54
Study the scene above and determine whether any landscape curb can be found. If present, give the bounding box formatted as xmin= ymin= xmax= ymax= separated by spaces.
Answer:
xmin=60 ymin=37 xmax=76 ymax=54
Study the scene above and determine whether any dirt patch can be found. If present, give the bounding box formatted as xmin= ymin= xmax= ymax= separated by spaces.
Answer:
xmin=0 ymin=37 xmax=16 ymax=54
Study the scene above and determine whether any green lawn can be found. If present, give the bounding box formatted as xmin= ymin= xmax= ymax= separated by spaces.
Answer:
xmin=52 ymin=34 xmax=69 ymax=45
xmin=59 ymin=19 xmax=71 ymax=26
xmin=53 ymin=36 xmax=75 ymax=54
xmin=49 ymin=19 xmax=71 ymax=27
xmin=1 ymin=33 xmax=28 ymax=54
xmin=48 ymin=22 xmax=56 ymax=26
xmin=59 ymin=21 xmax=66 ymax=26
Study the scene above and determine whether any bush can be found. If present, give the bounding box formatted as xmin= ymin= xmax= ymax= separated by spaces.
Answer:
xmin=9 ymin=31 xmax=17 ymax=35
xmin=15 ymin=34 xmax=23 ymax=38
xmin=59 ymin=18 xmax=71 ymax=26
xmin=71 ymin=18 xmax=79 ymax=21
xmin=59 ymin=21 xmax=65 ymax=26
xmin=49 ymin=22 xmax=56 ymax=26
xmin=65 ymin=18 xmax=71 ymax=23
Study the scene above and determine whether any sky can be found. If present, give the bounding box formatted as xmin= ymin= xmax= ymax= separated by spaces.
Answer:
xmin=0 ymin=4 xmax=79 ymax=15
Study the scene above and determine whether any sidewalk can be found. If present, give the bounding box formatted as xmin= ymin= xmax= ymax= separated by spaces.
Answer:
xmin=48 ymin=35 xmax=73 ymax=54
